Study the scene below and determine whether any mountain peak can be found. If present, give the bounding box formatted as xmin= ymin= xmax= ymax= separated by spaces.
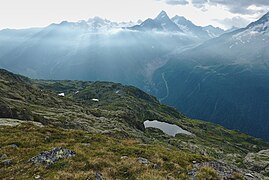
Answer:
xmin=160 ymin=10 xmax=168 ymax=15
xmin=255 ymin=11 xmax=269 ymax=23
xmin=246 ymin=11 xmax=269 ymax=29
xmin=155 ymin=10 xmax=170 ymax=21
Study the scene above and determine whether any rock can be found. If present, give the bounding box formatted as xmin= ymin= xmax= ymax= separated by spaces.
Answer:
xmin=153 ymin=163 xmax=160 ymax=169
xmin=166 ymin=175 xmax=175 ymax=180
xmin=96 ymin=172 xmax=103 ymax=180
xmin=245 ymin=173 xmax=254 ymax=178
xmin=137 ymin=157 xmax=150 ymax=164
xmin=120 ymin=156 xmax=128 ymax=159
xmin=243 ymin=149 xmax=269 ymax=175
xmin=82 ymin=143 xmax=91 ymax=147
xmin=9 ymin=144 xmax=19 ymax=148
xmin=2 ymin=159 xmax=12 ymax=166
xmin=29 ymin=147 xmax=75 ymax=165
xmin=34 ymin=175 xmax=41 ymax=179
xmin=0 ymin=154 xmax=7 ymax=159
xmin=189 ymin=161 xmax=237 ymax=179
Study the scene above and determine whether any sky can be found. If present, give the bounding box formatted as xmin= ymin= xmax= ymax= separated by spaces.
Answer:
xmin=0 ymin=0 xmax=268 ymax=30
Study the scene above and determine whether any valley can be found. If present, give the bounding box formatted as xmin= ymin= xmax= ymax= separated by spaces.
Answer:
xmin=0 ymin=69 xmax=269 ymax=179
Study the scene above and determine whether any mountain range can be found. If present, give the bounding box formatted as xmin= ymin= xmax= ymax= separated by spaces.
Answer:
xmin=0 ymin=11 xmax=268 ymax=141
xmin=129 ymin=10 xmax=225 ymax=40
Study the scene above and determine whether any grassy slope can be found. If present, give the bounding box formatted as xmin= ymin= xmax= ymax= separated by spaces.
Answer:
xmin=0 ymin=69 xmax=269 ymax=179
xmin=0 ymin=123 xmax=208 ymax=179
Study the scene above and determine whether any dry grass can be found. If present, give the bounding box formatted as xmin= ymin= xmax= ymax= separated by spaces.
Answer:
xmin=0 ymin=123 xmax=209 ymax=179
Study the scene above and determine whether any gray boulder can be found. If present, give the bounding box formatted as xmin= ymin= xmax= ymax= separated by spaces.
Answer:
xmin=29 ymin=147 xmax=75 ymax=165
xmin=244 ymin=149 xmax=269 ymax=175
xmin=138 ymin=157 xmax=150 ymax=164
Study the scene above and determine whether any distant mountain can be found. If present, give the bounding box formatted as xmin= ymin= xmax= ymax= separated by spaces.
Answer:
xmin=130 ymin=11 xmax=182 ymax=32
xmin=130 ymin=18 xmax=164 ymax=32
xmin=247 ymin=11 xmax=269 ymax=30
xmin=152 ymin=11 xmax=269 ymax=141
xmin=129 ymin=11 xmax=226 ymax=41
xmin=171 ymin=15 xmax=212 ymax=40
xmin=154 ymin=11 xmax=183 ymax=32
xmin=225 ymin=26 xmax=240 ymax=33
xmin=48 ymin=17 xmax=137 ymax=33
xmin=202 ymin=25 xmax=225 ymax=37
xmin=0 ymin=12 xmax=201 ymax=92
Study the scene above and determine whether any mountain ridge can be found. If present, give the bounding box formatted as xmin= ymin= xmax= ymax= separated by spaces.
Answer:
xmin=151 ymin=11 xmax=269 ymax=141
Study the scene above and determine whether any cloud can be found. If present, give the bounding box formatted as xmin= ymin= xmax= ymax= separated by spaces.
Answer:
xmin=192 ymin=0 xmax=208 ymax=8
xmin=191 ymin=0 xmax=269 ymax=15
xmin=215 ymin=16 xmax=250 ymax=29
xmin=158 ymin=0 xmax=189 ymax=5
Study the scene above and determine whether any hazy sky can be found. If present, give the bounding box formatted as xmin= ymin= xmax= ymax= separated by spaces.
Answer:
xmin=0 ymin=0 xmax=268 ymax=30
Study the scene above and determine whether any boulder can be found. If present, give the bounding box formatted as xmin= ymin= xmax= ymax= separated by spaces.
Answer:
xmin=244 ymin=149 xmax=269 ymax=175
xmin=138 ymin=157 xmax=150 ymax=164
xmin=2 ymin=159 xmax=12 ymax=166
xmin=29 ymin=147 xmax=75 ymax=165
xmin=96 ymin=172 xmax=103 ymax=180
xmin=0 ymin=154 xmax=7 ymax=159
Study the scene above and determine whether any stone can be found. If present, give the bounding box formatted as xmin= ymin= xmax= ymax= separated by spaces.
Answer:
xmin=2 ymin=159 xmax=12 ymax=166
xmin=167 ymin=176 xmax=175 ymax=180
xmin=153 ymin=163 xmax=160 ymax=169
xmin=120 ymin=156 xmax=128 ymax=159
xmin=82 ymin=143 xmax=91 ymax=147
xmin=96 ymin=172 xmax=103 ymax=180
xmin=29 ymin=147 xmax=76 ymax=165
xmin=244 ymin=149 xmax=269 ymax=175
xmin=35 ymin=175 xmax=41 ymax=179
xmin=0 ymin=154 xmax=7 ymax=159
xmin=245 ymin=173 xmax=254 ymax=178
xmin=138 ymin=157 xmax=150 ymax=164
xmin=9 ymin=144 xmax=19 ymax=148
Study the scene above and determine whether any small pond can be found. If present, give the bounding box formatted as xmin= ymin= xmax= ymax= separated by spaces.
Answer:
xmin=144 ymin=120 xmax=192 ymax=137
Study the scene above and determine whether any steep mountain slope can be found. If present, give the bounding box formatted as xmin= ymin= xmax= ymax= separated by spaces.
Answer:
xmin=0 ymin=69 xmax=269 ymax=179
xmin=0 ymin=28 xmax=41 ymax=58
xmin=152 ymin=12 xmax=269 ymax=141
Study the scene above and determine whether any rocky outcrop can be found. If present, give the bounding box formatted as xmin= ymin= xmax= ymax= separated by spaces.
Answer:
xmin=29 ymin=147 xmax=75 ymax=165
xmin=189 ymin=160 xmax=266 ymax=179
xmin=244 ymin=149 xmax=269 ymax=175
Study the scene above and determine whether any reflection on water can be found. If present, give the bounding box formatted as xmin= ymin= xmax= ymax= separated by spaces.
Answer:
xmin=144 ymin=120 xmax=192 ymax=137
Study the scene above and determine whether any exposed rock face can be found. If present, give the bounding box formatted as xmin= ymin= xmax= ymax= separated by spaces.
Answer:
xmin=29 ymin=147 xmax=75 ymax=165
xmin=244 ymin=149 xmax=269 ymax=175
